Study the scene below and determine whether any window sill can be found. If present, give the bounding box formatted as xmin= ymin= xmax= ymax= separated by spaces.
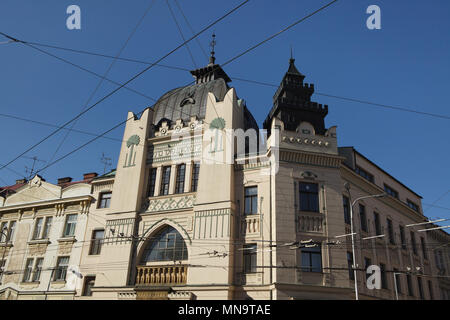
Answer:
xmin=57 ymin=236 xmax=77 ymax=243
xmin=20 ymin=281 xmax=40 ymax=286
xmin=28 ymin=239 xmax=50 ymax=245
xmin=51 ymin=280 xmax=66 ymax=285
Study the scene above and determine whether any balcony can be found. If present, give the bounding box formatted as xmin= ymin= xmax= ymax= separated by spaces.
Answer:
xmin=297 ymin=212 xmax=324 ymax=233
xmin=136 ymin=265 xmax=188 ymax=286
xmin=241 ymin=214 xmax=261 ymax=236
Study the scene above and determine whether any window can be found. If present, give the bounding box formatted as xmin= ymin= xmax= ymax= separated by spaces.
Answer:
xmin=407 ymin=200 xmax=420 ymax=212
xmin=380 ymin=263 xmax=388 ymax=289
xmin=387 ymin=218 xmax=395 ymax=244
xmin=394 ymin=269 xmax=402 ymax=294
xmin=244 ymin=187 xmax=258 ymax=215
xmin=23 ymin=258 xmax=34 ymax=282
xmin=7 ymin=221 xmax=16 ymax=242
xmin=175 ymin=164 xmax=186 ymax=194
xmin=53 ymin=256 xmax=70 ymax=281
xmin=384 ymin=184 xmax=399 ymax=199
xmin=160 ymin=166 xmax=171 ymax=196
xmin=347 ymin=252 xmax=354 ymax=280
xmin=343 ymin=196 xmax=351 ymax=225
xmin=0 ymin=260 xmax=6 ymax=283
xmin=417 ymin=277 xmax=424 ymax=299
xmin=42 ymin=217 xmax=52 ymax=239
xmin=420 ymin=237 xmax=427 ymax=259
xmin=364 ymin=257 xmax=372 ymax=272
xmin=435 ymin=250 xmax=445 ymax=273
xmin=410 ymin=231 xmax=417 ymax=255
xmin=82 ymin=276 xmax=96 ymax=296
xmin=374 ymin=212 xmax=381 ymax=235
xmin=147 ymin=168 xmax=157 ymax=197
xmin=141 ymin=226 xmax=188 ymax=262
xmin=89 ymin=230 xmax=104 ymax=255
xmin=0 ymin=222 xmax=7 ymax=242
xmin=428 ymin=280 xmax=433 ymax=300
xmin=355 ymin=166 xmax=374 ymax=183
xmin=32 ymin=218 xmax=44 ymax=240
xmin=63 ymin=214 xmax=78 ymax=237
xmin=407 ymin=274 xmax=414 ymax=296
xmin=32 ymin=258 xmax=44 ymax=282
xmin=243 ymin=244 xmax=257 ymax=273
xmin=359 ymin=204 xmax=367 ymax=232
xmin=98 ymin=192 xmax=112 ymax=209
xmin=191 ymin=162 xmax=200 ymax=192
xmin=301 ymin=246 xmax=322 ymax=273
xmin=299 ymin=183 xmax=319 ymax=212
xmin=400 ymin=225 xmax=406 ymax=250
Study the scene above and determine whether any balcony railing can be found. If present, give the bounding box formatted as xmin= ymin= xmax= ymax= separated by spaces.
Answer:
xmin=297 ymin=213 xmax=324 ymax=233
xmin=241 ymin=214 xmax=261 ymax=236
xmin=136 ymin=265 xmax=187 ymax=286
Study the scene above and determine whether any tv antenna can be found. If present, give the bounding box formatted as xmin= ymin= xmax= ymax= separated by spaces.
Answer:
xmin=23 ymin=156 xmax=46 ymax=179
xmin=100 ymin=153 xmax=112 ymax=174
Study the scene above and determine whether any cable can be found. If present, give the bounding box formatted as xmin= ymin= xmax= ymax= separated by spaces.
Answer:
xmin=46 ymin=0 xmax=158 ymax=168
xmin=0 ymin=0 xmax=250 ymax=174
xmin=165 ymin=0 xmax=197 ymax=68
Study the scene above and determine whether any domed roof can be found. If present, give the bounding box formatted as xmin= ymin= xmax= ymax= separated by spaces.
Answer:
xmin=152 ymin=77 xmax=229 ymax=126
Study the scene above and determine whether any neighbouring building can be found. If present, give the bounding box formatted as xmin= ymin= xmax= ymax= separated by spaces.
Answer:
xmin=0 ymin=52 xmax=448 ymax=300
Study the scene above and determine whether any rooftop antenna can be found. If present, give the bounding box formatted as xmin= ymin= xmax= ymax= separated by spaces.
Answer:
xmin=23 ymin=156 xmax=46 ymax=179
xmin=208 ymin=33 xmax=216 ymax=65
xmin=100 ymin=153 xmax=112 ymax=174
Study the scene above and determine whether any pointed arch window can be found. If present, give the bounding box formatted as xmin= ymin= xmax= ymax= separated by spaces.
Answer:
xmin=141 ymin=226 xmax=188 ymax=263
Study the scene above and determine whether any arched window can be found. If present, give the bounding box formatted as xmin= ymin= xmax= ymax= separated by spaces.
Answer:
xmin=141 ymin=226 xmax=188 ymax=263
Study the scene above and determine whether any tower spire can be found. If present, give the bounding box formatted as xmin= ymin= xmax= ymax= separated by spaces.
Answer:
xmin=209 ymin=33 xmax=216 ymax=65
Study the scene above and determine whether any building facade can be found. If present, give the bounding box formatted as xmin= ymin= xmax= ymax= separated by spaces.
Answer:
xmin=0 ymin=55 xmax=448 ymax=300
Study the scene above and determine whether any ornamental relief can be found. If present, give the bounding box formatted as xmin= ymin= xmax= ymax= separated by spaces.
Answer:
xmin=142 ymin=194 xmax=196 ymax=213
xmin=147 ymin=138 xmax=202 ymax=164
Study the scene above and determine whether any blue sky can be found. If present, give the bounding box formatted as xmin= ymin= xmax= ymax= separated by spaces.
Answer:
xmin=0 ymin=0 xmax=449 ymax=222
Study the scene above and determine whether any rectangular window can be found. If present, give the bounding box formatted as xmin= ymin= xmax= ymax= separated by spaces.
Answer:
xmin=421 ymin=237 xmax=427 ymax=259
xmin=387 ymin=218 xmax=395 ymax=244
xmin=147 ymin=168 xmax=157 ymax=197
xmin=417 ymin=277 xmax=424 ymax=299
xmin=347 ymin=252 xmax=354 ymax=280
xmin=435 ymin=250 xmax=445 ymax=273
xmin=160 ymin=166 xmax=171 ymax=196
xmin=394 ymin=269 xmax=402 ymax=294
xmin=407 ymin=200 xmax=420 ymax=212
xmin=410 ymin=231 xmax=417 ymax=255
xmin=63 ymin=214 xmax=78 ymax=237
xmin=53 ymin=256 xmax=70 ymax=281
xmin=299 ymin=183 xmax=319 ymax=212
xmin=380 ymin=263 xmax=388 ymax=289
xmin=400 ymin=225 xmax=406 ymax=250
xmin=175 ymin=164 xmax=186 ymax=194
xmin=407 ymin=274 xmax=414 ymax=296
xmin=0 ymin=222 xmax=7 ymax=242
xmin=7 ymin=221 xmax=16 ymax=242
xmin=32 ymin=258 xmax=44 ymax=282
xmin=359 ymin=204 xmax=367 ymax=232
xmin=428 ymin=280 xmax=433 ymax=300
xmin=42 ymin=217 xmax=53 ymax=239
xmin=384 ymin=184 xmax=399 ymax=199
xmin=343 ymin=196 xmax=350 ymax=225
xmin=23 ymin=258 xmax=34 ymax=282
xmin=98 ymin=192 xmax=112 ymax=209
xmin=301 ymin=246 xmax=322 ymax=273
xmin=374 ymin=212 xmax=381 ymax=235
xmin=32 ymin=218 xmax=44 ymax=240
xmin=89 ymin=230 xmax=104 ymax=255
xmin=364 ymin=257 xmax=372 ymax=273
xmin=83 ymin=276 xmax=96 ymax=296
xmin=355 ymin=166 xmax=374 ymax=183
xmin=191 ymin=162 xmax=200 ymax=192
xmin=244 ymin=186 xmax=258 ymax=215
xmin=243 ymin=244 xmax=257 ymax=273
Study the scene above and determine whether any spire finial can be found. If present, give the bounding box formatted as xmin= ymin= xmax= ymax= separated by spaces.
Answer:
xmin=289 ymin=45 xmax=295 ymax=64
xmin=209 ymin=33 xmax=216 ymax=65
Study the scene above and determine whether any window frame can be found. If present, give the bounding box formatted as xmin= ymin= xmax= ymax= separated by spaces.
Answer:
xmin=244 ymin=186 xmax=258 ymax=215
xmin=160 ymin=166 xmax=171 ymax=196
xmin=82 ymin=276 xmax=96 ymax=296
xmin=147 ymin=167 xmax=158 ymax=197
xmin=300 ymin=245 xmax=322 ymax=273
xmin=53 ymin=256 xmax=70 ymax=281
xmin=63 ymin=214 xmax=78 ymax=238
xmin=191 ymin=162 xmax=200 ymax=192
xmin=359 ymin=204 xmax=368 ymax=232
xmin=98 ymin=191 xmax=112 ymax=209
xmin=243 ymin=244 xmax=257 ymax=273
xmin=89 ymin=229 xmax=105 ymax=255
xmin=175 ymin=164 xmax=186 ymax=194
xmin=343 ymin=196 xmax=351 ymax=225
xmin=373 ymin=212 xmax=381 ymax=235
xmin=387 ymin=218 xmax=395 ymax=244
xmin=298 ymin=182 xmax=320 ymax=213
xmin=384 ymin=184 xmax=399 ymax=199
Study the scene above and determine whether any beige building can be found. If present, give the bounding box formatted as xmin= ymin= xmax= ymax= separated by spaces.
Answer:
xmin=0 ymin=54 xmax=448 ymax=300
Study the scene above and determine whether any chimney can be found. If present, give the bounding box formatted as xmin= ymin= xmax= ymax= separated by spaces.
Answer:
xmin=16 ymin=178 xmax=27 ymax=184
xmin=83 ymin=172 xmax=98 ymax=180
xmin=57 ymin=177 xmax=72 ymax=185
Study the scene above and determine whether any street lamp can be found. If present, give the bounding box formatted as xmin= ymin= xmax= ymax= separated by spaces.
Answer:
xmin=345 ymin=183 xmax=387 ymax=300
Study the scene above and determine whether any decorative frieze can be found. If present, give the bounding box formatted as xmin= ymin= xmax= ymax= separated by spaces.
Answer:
xmin=147 ymin=137 xmax=202 ymax=164
xmin=143 ymin=195 xmax=196 ymax=213
xmin=105 ymin=218 xmax=135 ymax=244
xmin=193 ymin=208 xmax=231 ymax=239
